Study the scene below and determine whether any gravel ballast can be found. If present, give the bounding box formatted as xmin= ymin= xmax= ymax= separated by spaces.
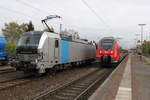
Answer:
xmin=0 ymin=64 xmax=98 ymax=100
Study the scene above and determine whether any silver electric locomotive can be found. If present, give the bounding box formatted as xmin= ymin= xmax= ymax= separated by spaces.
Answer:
xmin=11 ymin=31 xmax=96 ymax=74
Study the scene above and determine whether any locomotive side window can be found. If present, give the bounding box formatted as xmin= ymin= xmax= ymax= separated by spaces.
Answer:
xmin=55 ymin=40 xmax=59 ymax=48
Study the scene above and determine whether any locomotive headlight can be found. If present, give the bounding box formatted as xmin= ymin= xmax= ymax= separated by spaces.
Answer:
xmin=110 ymin=51 xmax=113 ymax=54
xmin=35 ymin=59 xmax=38 ymax=63
xmin=100 ymin=51 xmax=102 ymax=53
xmin=38 ymin=52 xmax=43 ymax=60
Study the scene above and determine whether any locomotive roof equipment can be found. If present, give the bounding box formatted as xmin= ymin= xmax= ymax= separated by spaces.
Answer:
xmin=41 ymin=15 xmax=62 ymax=33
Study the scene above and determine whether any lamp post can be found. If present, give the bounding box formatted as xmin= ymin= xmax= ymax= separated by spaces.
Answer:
xmin=134 ymin=39 xmax=137 ymax=48
xmin=135 ymin=34 xmax=140 ymax=49
xmin=138 ymin=24 xmax=146 ymax=53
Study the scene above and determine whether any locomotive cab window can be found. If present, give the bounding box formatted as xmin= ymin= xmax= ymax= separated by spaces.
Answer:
xmin=55 ymin=40 xmax=59 ymax=48
xmin=17 ymin=31 xmax=42 ymax=48
xmin=100 ymin=39 xmax=115 ymax=50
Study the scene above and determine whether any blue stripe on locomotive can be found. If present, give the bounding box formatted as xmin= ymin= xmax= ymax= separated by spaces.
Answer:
xmin=61 ymin=40 xmax=69 ymax=64
xmin=0 ymin=37 xmax=8 ymax=60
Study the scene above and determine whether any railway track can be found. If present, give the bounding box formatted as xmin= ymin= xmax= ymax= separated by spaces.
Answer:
xmin=0 ymin=65 xmax=99 ymax=93
xmin=0 ymin=74 xmax=34 ymax=91
xmin=31 ymin=68 xmax=113 ymax=100
xmin=0 ymin=68 xmax=15 ymax=75
xmin=0 ymin=78 xmax=30 ymax=91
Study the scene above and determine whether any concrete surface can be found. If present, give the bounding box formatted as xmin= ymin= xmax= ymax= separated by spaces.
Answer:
xmin=115 ymin=55 xmax=131 ymax=100
xmin=131 ymin=54 xmax=150 ymax=100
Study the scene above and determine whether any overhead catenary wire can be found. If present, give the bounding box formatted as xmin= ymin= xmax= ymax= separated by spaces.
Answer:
xmin=15 ymin=0 xmax=63 ymax=31
xmin=0 ymin=6 xmax=39 ymax=20
xmin=81 ymin=0 xmax=112 ymax=31
xmin=16 ymin=0 xmax=50 ymax=14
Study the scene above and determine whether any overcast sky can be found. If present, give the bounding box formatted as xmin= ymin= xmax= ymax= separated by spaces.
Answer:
xmin=0 ymin=0 xmax=150 ymax=49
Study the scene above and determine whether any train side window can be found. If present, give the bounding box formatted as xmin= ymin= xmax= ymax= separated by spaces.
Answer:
xmin=55 ymin=40 xmax=59 ymax=48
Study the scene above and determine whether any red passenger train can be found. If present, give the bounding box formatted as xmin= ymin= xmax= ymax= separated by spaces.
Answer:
xmin=96 ymin=37 xmax=123 ymax=64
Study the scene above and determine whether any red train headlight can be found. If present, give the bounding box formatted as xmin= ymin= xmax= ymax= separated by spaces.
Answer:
xmin=110 ymin=51 xmax=113 ymax=54
xmin=100 ymin=51 xmax=102 ymax=53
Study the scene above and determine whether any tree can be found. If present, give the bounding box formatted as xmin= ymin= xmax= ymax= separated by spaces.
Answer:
xmin=2 ymin=22 xmax=28 ymax=43
xmin=26 ymin=21 xmax=34 ymax=31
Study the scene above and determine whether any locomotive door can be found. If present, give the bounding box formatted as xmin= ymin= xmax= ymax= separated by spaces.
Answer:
xmin=54 ymin=39 xmax=59 ymax=63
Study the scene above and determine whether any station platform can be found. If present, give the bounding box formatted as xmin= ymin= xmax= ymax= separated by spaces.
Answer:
xmin=89 ymin=54 xmax=150 ymax=100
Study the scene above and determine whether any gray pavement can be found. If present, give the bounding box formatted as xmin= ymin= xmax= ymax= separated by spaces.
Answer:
xmin=131 ymin=54 xmax=150 ymax=100
xmin=115 ymin=55 xmax=131 ymax=100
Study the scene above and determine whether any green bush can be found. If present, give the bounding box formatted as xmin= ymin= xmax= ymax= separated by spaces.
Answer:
xmin=4 ymin=43 xmax=16 ymax=58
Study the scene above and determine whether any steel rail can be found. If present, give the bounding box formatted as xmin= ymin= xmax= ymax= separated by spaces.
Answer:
xmin=31 ymin=69 xmax=99 ymax=100
xmin=32 ymin=68 xmax=112 ymax=100
xmin=0 ymin=68 xmax=15 ymax=75
xmin=0 ymin=74 xmax=34 ymax=91
xmin=73 ymin=69 xmax=111 ymax=100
